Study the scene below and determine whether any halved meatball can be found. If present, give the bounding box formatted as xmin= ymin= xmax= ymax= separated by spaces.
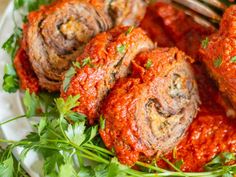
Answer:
xmin=100 ymin=48 xmax=200 ymax=165
xmin=19 ymin=0 xmax=149 ymax=92
xmin=24 ymin=0 xmax=112 ymax=91
xmin=199 ymin=5 xmax=236 ymax=113
xmin=61 ymin=26 xmax=154 ymax=124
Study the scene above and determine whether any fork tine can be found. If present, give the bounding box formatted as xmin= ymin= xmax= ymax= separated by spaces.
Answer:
xmin=172 ymin=2 xmax=216 ymax=28
xmin=172 ymin=0 xmax=221 ymax=21
xmin=201 ymin=0 xmax=227 ymax=10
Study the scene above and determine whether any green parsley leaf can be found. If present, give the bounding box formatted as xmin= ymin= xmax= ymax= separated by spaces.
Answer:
xmin=2 ymin=72 xmax=19 ymax=93
xmin=14 ymin=0 xmax=24 ymax=9
xmin=213 ymin=56 xmax=222 ymax=68
xmin=78 ymin=167 xmax=94 ymax=177
xmin=38 ymin=117 xmax=47 ymax=135
xmin=73 ymin=61 xmax=81 ymax=69
xmin=4 ymin=64 xmax=16 ymax=76
xmin=205 ymin=152 xmax=236 ymax=171
xmin=59 ymin=162 xmax=76 ymax=177
xmin=2 ymin=28 xmax=22 ymax=60
xmin=1 ymin=27 xmax=22 ymax=93
xmin=38 ymin=91 xmax=58 ymax=112
xmin=222 ymin=172 xmax=234 ymax=177
xmin=23 ymin=89 xmax=40 ymax=118
xmin=62 ymin=67 xmax=76 ymax=92
xmin=94 ymin=164 xmax=108 ymax=177
xmin=145 ymin=59 xmax=153 ymax=69
xmin=174 ymin=159 xmax=184 ymax=170
xmin=107 ymin=158 xmax=127 ymax=177
xmin=125 ymin=26 xmax=134 ymax=35
xmin=55 ymin=94 xmax=80 ymax=116
xmin=43 ymin=153 xmax=64 ymax=177
xmin=81 ymin=57 xmax=93 ymax=67
xmin=230 ymin=56 xmax=236 ymax=63
xmin=2 ymin=34 xmax=16 ymax=56
xmin=100 ymin=115 xmax=105 ymax=130
xmin=14 ymin=0 xmax=54 ymax=11
xmin=66 ymin=112 xmax=86 ymax=122
xmin=0 ymin=156 xmax=14 ymax=177
xmin=65 ymin=122 xmax=86 ymax=146
xmin=116 ymin=44 xmax=126 ymax=54
xmin=201 ymin=37 xmax=209 ymax=49
xmin=23 ymin=132 xmax=40 ymax=142
xmin=84 ymin=125 xmax=98 ymax=143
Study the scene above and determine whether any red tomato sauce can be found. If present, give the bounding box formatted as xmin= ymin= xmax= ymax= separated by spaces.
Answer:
xmin=140 ymin=2 xmax=236 ymax=172
xmin=140 ymin=2 xmax=214 ymax=59
xmin=158 ymin=64 xmax=236 ymax=172
xmin=14 ymin=47 xmax=39 ymax=93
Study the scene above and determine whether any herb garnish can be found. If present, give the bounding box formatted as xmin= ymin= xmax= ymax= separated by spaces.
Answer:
xmin=201 ymin=37 xmax=209 ymax=49
xmin=100 ymin=115 xmax=106 ymax=130
xmin=213 ymin=56 xmax=222 ymax=68
xmin=145 ymin=59 xmax=153 ymax=69
xmin=81 ymin=57 xmax=93 ymax=67
xmin=0 ymin=93 xmax=236 ymax=177
xmin=116 ymin=44 xmax=126 ymax=54
xmin=72 ymin=61 xmax=81 ymax=69
xmin=230 ymin=56 xmax=236 ymax=63
xmin=2 ymin=28 xmax=22 ymax=93
xmin=62 ymin=67 xmax=76 ymax=92
xmin=23 ymin=89 xmax=40 ymax=118
xmin=2 ymin=64 xmax=19 ymax=93
xmin=125 ymin=26 xmax=134 ymax=35
xmin=63 ymin=57 xmax=94 ymax=92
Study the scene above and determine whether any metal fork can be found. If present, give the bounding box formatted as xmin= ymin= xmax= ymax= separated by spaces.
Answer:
xmin=155 ymin=0 xmax=235 ymax=28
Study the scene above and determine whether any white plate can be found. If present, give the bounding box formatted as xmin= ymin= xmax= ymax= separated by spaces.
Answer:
xmin=0 ymin=2 xmax=42 ymax=177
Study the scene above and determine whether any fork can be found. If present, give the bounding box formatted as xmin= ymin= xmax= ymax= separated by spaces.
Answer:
xmin=154 ymin=0 xmax=235 ymax=27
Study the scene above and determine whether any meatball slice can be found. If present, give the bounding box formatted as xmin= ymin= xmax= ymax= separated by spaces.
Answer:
xmin=25 ymin=0 xmax=112 ymax=91
xmin=199 ymin=5 xmax=236 ymax=112
xmin=100 ymin=48 xmax=200 ymax=165
xmin=61 ymin=26 xmax=154 ymax=124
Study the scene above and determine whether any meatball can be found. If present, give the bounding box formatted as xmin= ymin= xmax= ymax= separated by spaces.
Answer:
xmin=61 ymin=26 xmax=154 ymax=124
xmin=100 ymin=48 xmax=200 ymax=165
xmin=24 ymin=0 xmax=112 ymax=91
xmin=18 ymin=0 xmax=149 ymax=92
xmin=199 ymin=5 xmax=236 ymax=112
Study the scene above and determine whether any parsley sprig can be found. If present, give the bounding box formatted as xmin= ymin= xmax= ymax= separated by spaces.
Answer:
xmin=0 ymin=93 xmax=235 ymax=177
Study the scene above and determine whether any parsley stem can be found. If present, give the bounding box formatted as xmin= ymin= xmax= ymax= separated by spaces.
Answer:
xmin=135 ymin=161 xmax=168 ymax=173
xmin=161 ymin=156 xmax=186 ymax=175
xmin=82 ymin=146 xmax=111 ymax=158
xmin=125 ymin=169 xmax=144 ymax=177
xmin=77 ymin=152 xmax=108 ymax=164
xmin=82 ymin=143 xmax=114 ymax=156
xmin=48 ymin=128 xmax=64 ymax=139
xmin=0 ymin=139 xmax=18 ymax=144
xmin=71 ymin=142 xmax=109 ymax=164
xmin=0 ymin=115 xmax=26 ymax=126
xmin=59 ymin=114 xmax=70 ymax=141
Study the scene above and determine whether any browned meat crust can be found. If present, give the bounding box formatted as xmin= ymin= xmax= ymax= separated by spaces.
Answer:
xmin=199 ymin=5 xmax=236 ymax=112
xmin=24 ymin=0 xmax=112 ymax=91
xmin=61 ymin=26 xmax=154 ymax=124
xmin=100 ymin=48 xmax=200 ymax=165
